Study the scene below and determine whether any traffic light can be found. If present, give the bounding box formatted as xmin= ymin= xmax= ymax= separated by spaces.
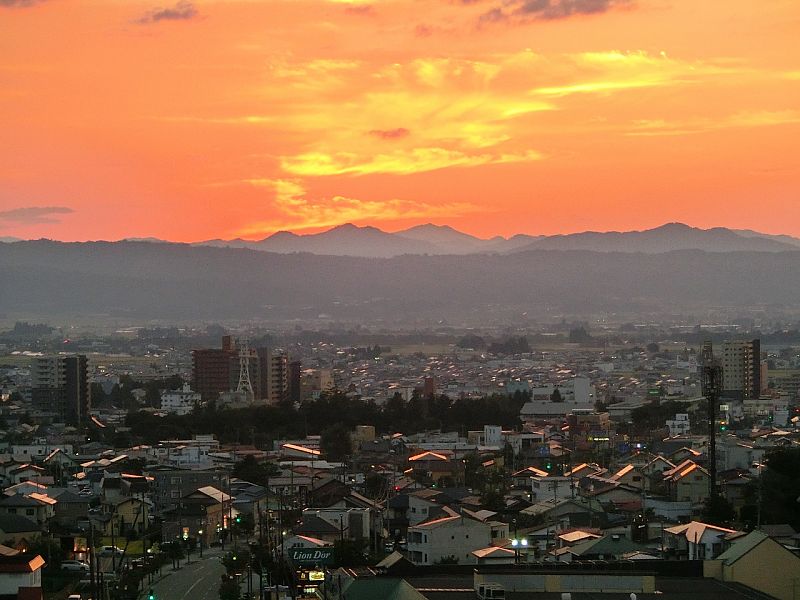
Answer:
xmin=234 ymin=515 xmax=242 ymax=524
xmin=148 ymin=590 xmax=155 ymax=600
xmin=545 ymin=461 xmax=553 ymax=471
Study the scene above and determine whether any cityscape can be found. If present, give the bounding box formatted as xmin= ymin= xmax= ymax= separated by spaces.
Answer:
xmin=0 ymin=315 xmax=799 ymax=600
xmin=2 ymin=0 xmax=800 ymax=599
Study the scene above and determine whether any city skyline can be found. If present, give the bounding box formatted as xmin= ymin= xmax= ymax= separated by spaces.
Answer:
xmin=2 ymin=0 xmax=799 ymax=242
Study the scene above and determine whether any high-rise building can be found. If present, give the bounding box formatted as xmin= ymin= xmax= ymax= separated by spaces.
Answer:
xmin=192 ymin=347 xmax=236 ymax=402
xmin=721 ymin=339 xmax=761 ymax=399
xmin=193 ymin=337 xmax=289 ymax=405
xmin=257 ymin=348 xmax=288 ymax=404
xmin=31 ymin=355 xmax=90 ymax=425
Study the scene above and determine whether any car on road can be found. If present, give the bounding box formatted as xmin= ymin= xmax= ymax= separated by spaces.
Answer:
xmin=97 ymin=546 xmax=124 ymax=558
xmin=61 ymin=560 xmax=90 ymax=572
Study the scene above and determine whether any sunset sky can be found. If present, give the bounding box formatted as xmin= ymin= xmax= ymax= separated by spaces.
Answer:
xmin=1 ymin=0 xmax=799 ymax=241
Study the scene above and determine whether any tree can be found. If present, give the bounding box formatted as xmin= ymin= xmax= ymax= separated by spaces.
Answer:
xmin=456 ymin=334 xmax=486 ymax=349
xmin=164 ymin=541 xmax=184 ymax=569
xmin=333 ymin=538 xmax=367 ymax=567
xmin=222 ymin=549 xmax=250 ymax=575
xmin=27 ymin=537 xmax=64 ymax=570
xmin=550 ymin=388 xmax=563 ymax=403
xmin=232 ymin=455 xmax=280 ymax=488
xmin=568 ymin=327 xmax=592 ymax=344
xmin=232 ymin=513 xmax=254 ymax=537
xmin=701 ymin=495 xmax=735 ymax=526
xmin=646 ymin=342 xmax=660 ymax=353
xmin=219 ymin=576 xmax=240 ymax=600
xmin=745 ymin=448 xmax=800 ymax=530
xmin=320 ymin=423 xmax=352 ymax=462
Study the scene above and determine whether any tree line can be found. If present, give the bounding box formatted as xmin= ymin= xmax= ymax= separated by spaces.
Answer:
xmin=122 ymin=389 xmax=528 ymax=448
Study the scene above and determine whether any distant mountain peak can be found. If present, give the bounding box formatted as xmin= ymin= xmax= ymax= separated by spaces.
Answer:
xmin=267 ymin=230 xmax=299 ymax=240
xmin=652 ymin=222 xmax=694 ymax=231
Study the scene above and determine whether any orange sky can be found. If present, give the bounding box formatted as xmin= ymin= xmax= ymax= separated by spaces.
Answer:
xmin=1 ymin=0 xmax=799 ymax=241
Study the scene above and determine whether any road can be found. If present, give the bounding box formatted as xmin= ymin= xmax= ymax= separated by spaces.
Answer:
xmin=146 ymin=551 xmax=226 ymax=600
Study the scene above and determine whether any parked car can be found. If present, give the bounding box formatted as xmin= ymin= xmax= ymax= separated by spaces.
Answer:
xmin=97 ymin=546 xmax=124 ymax=558
xmin=61 ymin=560 xmax=90 ymax=572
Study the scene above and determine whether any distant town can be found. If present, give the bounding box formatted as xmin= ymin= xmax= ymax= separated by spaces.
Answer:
xmin=0 ymin=320 xmax=799 ymax=600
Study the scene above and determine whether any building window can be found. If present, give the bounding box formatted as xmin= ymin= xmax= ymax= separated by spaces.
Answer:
xmin=26 ymin=509 xmax=35 ymax=516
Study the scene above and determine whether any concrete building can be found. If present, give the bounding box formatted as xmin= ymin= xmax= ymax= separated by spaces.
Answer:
xmin=407 ymin=513 xmax=493 ymax=565
xmin=30 ymin=355 xmax=90 ymax=425
xmin=160 ymin=384 xmax=201 ymax=416
xmin=666 ymin=413 xmax=691 ymax=437
xmin=257 ymin=348 xmax=288 ymax=404
xmin=721 ymin=340 xmax=761 ymax=399
xmin=193 ymin=338 xmax=290 ymax=404
xmin=192 ymin=346 xmax=236 ymax=402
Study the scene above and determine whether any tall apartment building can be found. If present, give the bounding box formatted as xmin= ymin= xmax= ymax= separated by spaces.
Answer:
xmin=192 ymin=337 xmax=289 ymax=404
xmin=721 ymin=339 xmax=761 ymax=399
xmin=192 ymin=347 xmax=236 ymax=402
xmin=258 ymin=348 xmax=288 ymax=404
xmin=30 ymin=355 xmax=90 ymax=425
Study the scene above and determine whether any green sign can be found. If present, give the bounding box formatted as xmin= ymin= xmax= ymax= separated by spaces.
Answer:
xmin=289 ymin=548 xmax=334 ymax=566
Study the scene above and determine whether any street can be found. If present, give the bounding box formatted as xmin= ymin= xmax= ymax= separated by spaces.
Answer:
xmin=146 ymin=551 xmax=226 ymax=600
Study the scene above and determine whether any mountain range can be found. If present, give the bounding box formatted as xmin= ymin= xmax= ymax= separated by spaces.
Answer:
xmin=195 ymin=222 xmax=800 ymax=257
xmin=5 ymin=223 xmax=799 ymax=257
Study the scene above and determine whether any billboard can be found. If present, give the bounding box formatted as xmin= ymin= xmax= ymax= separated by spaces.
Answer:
xmin=289 ymin=548 xmax=334 ymax=566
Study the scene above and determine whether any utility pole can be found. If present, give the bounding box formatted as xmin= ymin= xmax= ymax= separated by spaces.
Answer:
xmin=88 ymin=522 xmax=98 ymax=600
xmin=701 ymin=340 xmax=722 ymax=500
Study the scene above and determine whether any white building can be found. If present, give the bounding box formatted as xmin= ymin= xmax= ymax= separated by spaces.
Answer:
xmin=666 ymin=414 xmax=691 ymax=437
xmin=160 ymin=384 xmax=200 ymax=416
xmin=530 ymin=377 xmax=594 ymax=404
xmin=407 ymin=513 xmax=494 ymax=565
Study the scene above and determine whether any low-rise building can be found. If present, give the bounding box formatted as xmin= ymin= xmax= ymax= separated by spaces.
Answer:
xmin=407 ymin=512 xmax=494 ymax=566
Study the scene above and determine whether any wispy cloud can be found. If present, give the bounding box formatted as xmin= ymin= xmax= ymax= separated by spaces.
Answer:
xmin=478 ymin=0 xmax=631 ymax=24
xmin=280 ymin=147 xmax=542 ymax=177
xmin=368 ymin=127 xmax=411 ymax=140
xmin=137 ymin=0 xmax=198 ymax=24
xmin=163 ymin=50 xmax=745 ymax=178
xmin=235 ymin=178 xmax=480 ymax=235
xmin=531 ymin=51 xmax=735 ymax=97
xmin=626 ymin=110 xmax=800 ymax=136
xmin=0 ymin=206 xmax=74 ymax=224
xmin=0 ymin=0 xmax=43 ymax=7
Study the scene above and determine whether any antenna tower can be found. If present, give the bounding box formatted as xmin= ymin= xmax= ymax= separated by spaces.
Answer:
xmin=236 ymin=336 xmax=255 ymax=401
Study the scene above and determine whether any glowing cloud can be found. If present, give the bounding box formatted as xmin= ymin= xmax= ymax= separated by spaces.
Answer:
xmin=237 ymin=178 xmax=480 ymax=235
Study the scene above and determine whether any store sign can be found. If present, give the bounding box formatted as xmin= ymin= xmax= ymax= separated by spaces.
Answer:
xmin=309 ymin=571 xmax=325 ymax=581
xmin=289 ymin=548 xmax=334 ymax=566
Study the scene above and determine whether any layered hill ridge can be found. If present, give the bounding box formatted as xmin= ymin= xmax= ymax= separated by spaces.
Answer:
xmin=1 ymin=238 xmax=800 ymax=320
xmin=100 ymin=222 xmax=800 ymax=257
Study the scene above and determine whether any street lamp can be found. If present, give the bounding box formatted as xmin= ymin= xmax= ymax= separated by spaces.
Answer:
xmin=198 ymin=530 xmax=204 ymax=557
xmin=511 ymin=537 xmax=528 ymax=563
